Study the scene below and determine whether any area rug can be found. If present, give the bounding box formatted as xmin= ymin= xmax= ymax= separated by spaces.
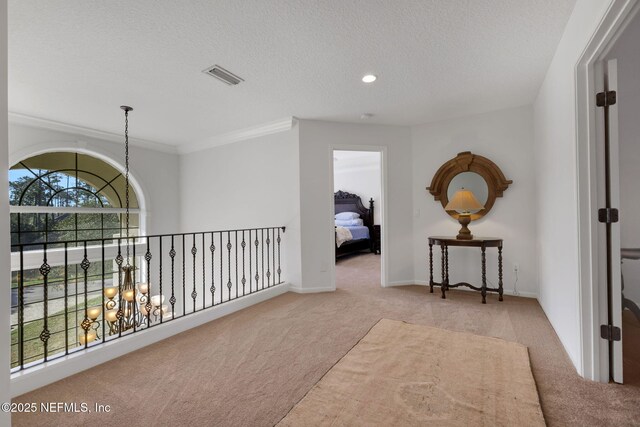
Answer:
xmin=277 ymin=318 xmax=545 ymax=426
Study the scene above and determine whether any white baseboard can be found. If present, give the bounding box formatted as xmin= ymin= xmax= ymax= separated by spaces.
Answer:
xmin=386 ymin=280 xmax=416 ymax=287
xmin=288 ymin=285 xmax=335 ymax=293
xmin=10 ymin=283 xmax=290 ymax=397
xmin=411 ymin=280 xmax=537 ymax=298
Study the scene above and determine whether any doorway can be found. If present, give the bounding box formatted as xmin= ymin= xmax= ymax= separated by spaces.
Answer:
xmin=332 ymin=149 xmax=383 ymax=290
xmin=577 ymin=1 xmax=640 ymax=384
xmin=602 ymin=11 xmax=640 ymax=385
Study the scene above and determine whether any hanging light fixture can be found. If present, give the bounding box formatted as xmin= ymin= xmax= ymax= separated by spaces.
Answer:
xmin=108 ymin=107 xmax=155 ymax=335
xmin=78 ymin=106 xmax=170 ymax=344
xmin=116 ymin=105 xmax=143 ymax=332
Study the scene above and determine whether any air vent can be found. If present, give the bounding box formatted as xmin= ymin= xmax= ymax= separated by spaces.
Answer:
xmin=202 ymin=65 xmax=244 ymax=86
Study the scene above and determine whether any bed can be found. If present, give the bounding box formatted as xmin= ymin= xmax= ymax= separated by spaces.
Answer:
xmin=334 ymin=190 xmax=374 ymax=259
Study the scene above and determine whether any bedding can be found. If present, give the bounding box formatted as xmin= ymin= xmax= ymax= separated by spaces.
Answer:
xmin=335 ymin=218 xmax=364 ymax=226
xmin=335 ymin=226 xmax=353 ymax=247
xmin=343 ymin=225 xmax=370 ymax=240
xmin=334 ymin=190 xmax=374 ymax=259
xmin=335 ymin=211 xmax=360 ymax=220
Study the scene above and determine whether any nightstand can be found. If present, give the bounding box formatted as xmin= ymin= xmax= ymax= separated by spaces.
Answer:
xmin=372 ymin=225 xmax=381 ymax=254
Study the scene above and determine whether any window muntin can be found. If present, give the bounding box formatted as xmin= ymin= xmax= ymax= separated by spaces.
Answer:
xmin=9 ymin=152 xmax=140 ymax=248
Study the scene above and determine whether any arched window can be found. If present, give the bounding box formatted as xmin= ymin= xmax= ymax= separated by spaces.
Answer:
xmin=9 ymin=152 xmax=141 ymax=248
xmin=9 ymin=152 xmax=143 ymax=367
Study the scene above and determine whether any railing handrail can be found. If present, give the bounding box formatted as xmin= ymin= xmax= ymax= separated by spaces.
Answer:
xmin=10 ymin=226 xmax=287 ymax=249
xmin=10 ymin=225 xmax=287 ymax=373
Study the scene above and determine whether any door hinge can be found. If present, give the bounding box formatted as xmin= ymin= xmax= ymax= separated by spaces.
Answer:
xmin=601 ymin=324 xmax=621 ymax=341
xmin=598 ymin=208 xmax=619 ymax=224
xmin=596 ymin=90 xmax=617 ymax=107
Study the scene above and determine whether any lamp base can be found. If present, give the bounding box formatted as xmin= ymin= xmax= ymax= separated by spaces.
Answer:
xmin=456 ymin=214 xmax=473 ymax=240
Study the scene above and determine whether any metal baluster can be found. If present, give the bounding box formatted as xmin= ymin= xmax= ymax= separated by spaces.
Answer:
xmin=272 ymin=228 xmax=276 ymax=286
xmin=145 ymin=237 xmax=153 ymax=326
xmin=227 ymin=232 xmax=232 ymax=301
xmin=80 ymin=242 xmax=90 ymax=349
xmin=277 ymin=228 xmax=282 ymax=284
xmin=266 ymin=229 xmax=271 ymax=287
xmin=192 ymin=234 xmax=197 ymax=312
xmin=18 ymin=247 xmax=24 ymax=369
xmin=169 ymin=236 xmax=176 ymax=319
xmin=202 ymin=233 xmax=206 ymax=309
xmin=132 ymin=237 xmax=137 ymax=333
xmin=40 ymin=243 xmax=51 ymax=359
xmin=249 ymin=230 xmax=253 ymax=294
xmin=235 ymin=231 xmax=238 ymax=299
xmin=210 ymin=232 xmax=215 ymax=306
xmin=159 ymin=237 xmax=163 ymax=323
xmin=261 ymin=229 xmax=265 ymax=290
xmin=254 ymin=231 xmax=259 ymax=292
xmin=241 ymin=231 xmax=246 ymax=296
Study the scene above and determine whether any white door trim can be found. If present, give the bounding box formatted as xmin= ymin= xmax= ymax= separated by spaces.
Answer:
xmin=329 ymin=145 xmax=388 ymax=290
xmin=575 ymin=0 xmax=639 ymax=382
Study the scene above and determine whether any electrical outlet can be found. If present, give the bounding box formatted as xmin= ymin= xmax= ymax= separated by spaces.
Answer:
xmin=513 ymin=264 xmax=519 ymax=273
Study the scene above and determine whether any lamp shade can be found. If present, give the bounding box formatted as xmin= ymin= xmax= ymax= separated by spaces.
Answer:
xmin=445 ymin=188 xmax=484 ymax=213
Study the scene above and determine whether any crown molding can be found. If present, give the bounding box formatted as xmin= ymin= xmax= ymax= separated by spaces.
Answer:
xmin=179 ymin=117 xmax=297 ymax=154
xmin=9 ymin=112 xmax=179 ymax=155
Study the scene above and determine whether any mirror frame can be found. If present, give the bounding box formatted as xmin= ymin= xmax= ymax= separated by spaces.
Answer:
xmin=426 ymin=151 xmax=513 ymax=221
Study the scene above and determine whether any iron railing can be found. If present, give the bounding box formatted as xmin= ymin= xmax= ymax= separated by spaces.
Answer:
xmin=10 ymin=226 xmax=286 ymax=372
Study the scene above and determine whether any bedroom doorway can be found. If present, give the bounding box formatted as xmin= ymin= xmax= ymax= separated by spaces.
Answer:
xmin=332 ymin=149 xmax=383 ymax=290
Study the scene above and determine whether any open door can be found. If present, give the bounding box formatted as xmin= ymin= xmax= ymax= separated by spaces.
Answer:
xmin=597 ymin=58 xmax=623 ymax=383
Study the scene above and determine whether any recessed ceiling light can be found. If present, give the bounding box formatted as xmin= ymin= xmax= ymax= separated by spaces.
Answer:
xmin=361 ymin=113 xmax=374 ymax=120
xmin=362 ymin=74 xmax=377 ymax=83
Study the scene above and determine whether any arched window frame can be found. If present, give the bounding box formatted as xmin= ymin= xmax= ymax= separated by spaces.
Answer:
xmin=9 ymin=152 xmax=142 ymax=247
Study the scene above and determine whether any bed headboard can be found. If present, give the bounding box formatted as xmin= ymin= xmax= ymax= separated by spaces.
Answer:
xmin=334 ymin=190 xmax=374 ymax=229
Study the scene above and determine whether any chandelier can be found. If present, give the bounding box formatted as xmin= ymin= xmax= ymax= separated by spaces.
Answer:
xmin=78 ymin=106 xmax=170 ymax=345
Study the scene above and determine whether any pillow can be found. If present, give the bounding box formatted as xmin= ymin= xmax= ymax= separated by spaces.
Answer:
xmin=335 ymin=211 xmax=360 ymax=220
xmin=335 ymin=219 xmax=364 ymax=226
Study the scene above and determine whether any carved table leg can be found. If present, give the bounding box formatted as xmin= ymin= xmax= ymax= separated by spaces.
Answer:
xmin=429 ymin=242 xmax=434 ymax=293
xmin=481 ymin=245 xmax=487 ymax=304
xmin=498 ymin=245 xmax=504 ymax=301
xmin=441 ymin=244 xmax=446 ymax=299
xmin=445 ymin=244 xmax=449 ymax=291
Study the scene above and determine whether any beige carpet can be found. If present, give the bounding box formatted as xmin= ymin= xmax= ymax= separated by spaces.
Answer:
xmin=278 ymin=318 xmax=545 ymax=426
xmin=12 ymin=253 xmax=640 ymax=426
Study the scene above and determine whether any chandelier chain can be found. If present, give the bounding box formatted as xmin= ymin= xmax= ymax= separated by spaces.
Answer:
xmin=124 ymin=109 xmax=130 ymax=266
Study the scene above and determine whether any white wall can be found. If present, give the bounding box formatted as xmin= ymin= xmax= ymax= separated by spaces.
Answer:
xmin=607 ymin=10 xmax=640 ymax=306
xmin=333 ymin=151 xmax=382 ymax=224
xmin=412 ymin=106 xmax=537 ymax=297
xmin=8 ymin=122 xmax=181 ymax=236
xmin=1 ymin=0 xmax=12 ymax=424
xmin=179 ymin=127 xmax=302 ymax=288
xmin=533 ymin=0 xmax=614 ymax=374
xmin=298 ymin=120 xmax=413 ymax=290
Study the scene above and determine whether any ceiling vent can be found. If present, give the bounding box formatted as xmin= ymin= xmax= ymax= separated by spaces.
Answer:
xmin=202 ymin=65 xmax=244 ymax=86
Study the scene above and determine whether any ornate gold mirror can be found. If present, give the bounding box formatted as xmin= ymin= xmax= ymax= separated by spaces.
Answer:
xmin=427 ymin=151 xmax=512 ymax=221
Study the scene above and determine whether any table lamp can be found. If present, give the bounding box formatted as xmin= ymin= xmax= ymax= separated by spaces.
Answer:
xmin=445 ymin=188 xmax=484 ymax=240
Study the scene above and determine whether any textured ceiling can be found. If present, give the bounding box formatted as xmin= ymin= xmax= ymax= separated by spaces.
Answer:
xmin=9 ymin=0 xmax=576 ymax=147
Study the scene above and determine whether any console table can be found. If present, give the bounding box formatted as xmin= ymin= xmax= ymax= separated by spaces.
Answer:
xmin=428 ymin=236 xmax=503 ymax=304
